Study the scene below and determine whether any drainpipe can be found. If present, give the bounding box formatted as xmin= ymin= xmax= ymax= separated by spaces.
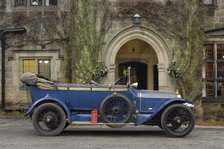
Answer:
xmin=0 ymin=27 xmax=26 ymax=111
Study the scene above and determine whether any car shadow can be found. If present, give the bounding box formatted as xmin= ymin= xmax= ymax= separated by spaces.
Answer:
xmin=60 ymin=127 xmax=166 ymax=137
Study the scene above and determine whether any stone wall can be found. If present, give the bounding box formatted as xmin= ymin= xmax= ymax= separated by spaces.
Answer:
xmin=204 ymin=0 xmax=224 ymax=29
xmin=0 ymin=1 xmax=4 ymax=107
xmin=0 ymin=0 xmax=185 ymax=108
xmin=0 ymin=0 xmax=70 ymax=109
xmin=0 ymin=42 xmax=1 ymax=107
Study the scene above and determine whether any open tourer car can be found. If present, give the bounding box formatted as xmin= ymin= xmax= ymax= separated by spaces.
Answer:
xmin=21 ymin=72 xmax=195 ymax=137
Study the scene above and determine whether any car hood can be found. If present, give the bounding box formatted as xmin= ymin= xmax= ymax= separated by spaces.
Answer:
xmin=138 ymin=90 xmax=177 ymax=98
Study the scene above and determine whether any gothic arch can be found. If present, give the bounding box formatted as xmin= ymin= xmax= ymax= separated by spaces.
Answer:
xmin=104 ymin=26 xmax=172 ymax=90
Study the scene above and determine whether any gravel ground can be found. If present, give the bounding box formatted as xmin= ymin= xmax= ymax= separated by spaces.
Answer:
xmin=0 ymin=119 xmax=224 ymax=149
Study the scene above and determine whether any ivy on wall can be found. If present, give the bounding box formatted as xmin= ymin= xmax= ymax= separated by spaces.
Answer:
xmin=68 ymin=0 xmax=204 ymax=100
xmin=68 ymin=0 xmax=112 ymax=83
xmin=176 ymin=0 xmax=204 ymax=100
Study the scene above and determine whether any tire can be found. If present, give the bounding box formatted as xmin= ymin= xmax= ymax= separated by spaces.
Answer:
xmin=99 ymin=94 xmax=132 ymax=123
xmin=157 ymin=123 xmax=163 ymax=129
xmin=32 ymin=103 xmax=66 ymax=136
xmin=161 ymin=104 xmax=195 ymax=137
xmin=64 ymin=122 xmax=70 ymax=129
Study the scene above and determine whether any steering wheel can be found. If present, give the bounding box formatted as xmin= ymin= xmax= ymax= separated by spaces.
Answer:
xmin=88 ymin=80 xmax=100 ymax=86
xmin=115 ymin=76 xmax=127 ymax=85
xmin=115 ymin=77 xmax=121 ymax=85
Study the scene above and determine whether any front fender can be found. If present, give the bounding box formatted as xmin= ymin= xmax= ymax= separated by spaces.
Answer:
xmin=25 ymin=98 xmax=71 ymax=123
xmin=137 ymin=98 xmax=192 ymax=124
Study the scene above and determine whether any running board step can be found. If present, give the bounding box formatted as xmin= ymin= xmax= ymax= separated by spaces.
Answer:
xmin=71 ymin=122 xmax=135 ymax=126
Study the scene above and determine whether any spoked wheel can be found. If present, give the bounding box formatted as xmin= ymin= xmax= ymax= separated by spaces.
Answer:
xmin=100 ymin=94 xmax=132 ymax=124
xmin=161 ymin=104 xmax=195 ymax=137
xmin=32 ymin=103 xmax=66 ymax=136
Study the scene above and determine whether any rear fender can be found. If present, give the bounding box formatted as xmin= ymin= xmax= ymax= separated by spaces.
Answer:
xmin=25 ymin=98 xmax=71 ymax=123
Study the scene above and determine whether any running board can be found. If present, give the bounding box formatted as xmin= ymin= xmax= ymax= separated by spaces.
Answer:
xmin=71 ymin=122 xmax=135 ymax=126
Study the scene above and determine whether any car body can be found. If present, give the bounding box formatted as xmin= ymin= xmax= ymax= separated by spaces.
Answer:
xmin=24 ymin=78 xmax=195 ymax=137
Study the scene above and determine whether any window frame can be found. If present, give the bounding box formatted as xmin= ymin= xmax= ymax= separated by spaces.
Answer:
xmin=14 ymin=0 xmax=58 ymax=7
xmin=203 ymin=0 xmax=215 ymax=6
xmin=45 ymin=0 xmax=57 ymax=6
xmin=37 ymin=59 xmax=51 ymax=79
xmin=30 ymin=0 xmax=43 ymax=6
xmin=22 ymin=58 xmax=51 ymax=78
xmin=21 ymin=58 xmax=51 ymax=90
xmin=15 ymin=0 xmax=27 ymax=7
xmin=203 ymin=0 xmax=217 ymax=13
xmin=22 ymin=59 xmax=36 ymax=73
xmin=203 ymin=43 xmax=224 ymax=103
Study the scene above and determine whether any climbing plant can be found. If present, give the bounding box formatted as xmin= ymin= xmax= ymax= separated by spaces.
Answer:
xmin=168 ymin=62 xmax=183 ymax=78
xmin=68 ymin=0 xmax=112 ymax=83
xmin=176 ymin=0 xmax=204 ymax=100
xmin=67 ymin=0 xmax=204 ymax=100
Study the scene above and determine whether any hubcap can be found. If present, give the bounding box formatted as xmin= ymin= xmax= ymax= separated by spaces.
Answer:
xmin=46 ymin=116 xmax=53 ymax=123
xmin=112 ymin=107 xmax=120 ymax=114
xmin=174 ymin=117 xmax=181 ymax=124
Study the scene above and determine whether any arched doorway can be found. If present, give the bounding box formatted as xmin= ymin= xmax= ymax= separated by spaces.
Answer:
xmin=104 ymin=27 xmax=172 ymax=91
xmin=115 ymin=39 xmax=158 ymax=90
xmin=118 ymin=62 xmax=148 ymax=89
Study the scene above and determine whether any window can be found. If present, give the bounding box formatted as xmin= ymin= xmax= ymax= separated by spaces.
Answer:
xmin=38 ymin=59 xmax=51 ymax=79
xmin=45 ymin=0 xmax=57 ymax=6
xmin=203 ymin=0 xmax=214 ymax=5
xmin=203 ymin=43 xmax=224 ymax=100
xmin=15 ymin=0 xmax=27 ymax=6
xmin=203 ymin=0 xmax=216 ymax=14
xmin=31 ymin=0 xmax=42 ymax=6
xmin=23 ymin=59 xmax=51 ymax=79
xmin=14 ymin=0 xmax=57 ymax=7
xmin=23 ymin=59 xmax=36 ymax=73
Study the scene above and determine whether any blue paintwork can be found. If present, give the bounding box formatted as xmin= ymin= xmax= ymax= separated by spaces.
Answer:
xmin=26 ymin=90 xmax=72 ymax=122
xmin=26 ymin=84 xmax=193 ymax=125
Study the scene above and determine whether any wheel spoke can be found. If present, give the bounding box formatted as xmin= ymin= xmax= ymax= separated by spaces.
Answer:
xmin=165 ymin=107 xmax=192 ymax=133
xmin=101 ymin=96 xmax=132 ymax=123
xmin=32 ymin=103 xmax=66 ymax=136
xmin=36 ymin=107 xmax=62 ymax=131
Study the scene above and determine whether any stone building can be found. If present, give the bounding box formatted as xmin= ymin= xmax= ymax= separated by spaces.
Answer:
xmin=202 ymin=0 xmax=224 ymax=117
xmin=0 ymin=0 xmax=70 ymax=109
xmin=0 ymin=0 xmax=223 ymax=118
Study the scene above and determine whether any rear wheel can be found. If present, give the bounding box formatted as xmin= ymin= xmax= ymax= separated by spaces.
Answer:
xmin=32 ymin=103 xmax=66 ymax=136
xmin=100 ymin=94 xmax=132 ymax=124
xmin=161 ymin=104 xmax=194 ymax=137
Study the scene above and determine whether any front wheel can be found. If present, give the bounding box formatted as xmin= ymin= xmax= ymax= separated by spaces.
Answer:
xmin=32 ymin=103 xmax=66 ymax=136
xmin=161 ymin=104 xmax=195 ymax=137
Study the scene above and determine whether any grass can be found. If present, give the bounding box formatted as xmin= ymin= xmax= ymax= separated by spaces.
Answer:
xmin=0 ymin=111 xmax=24 ymax=119
xmin=196 ymin=118 xmax=224 ymax=126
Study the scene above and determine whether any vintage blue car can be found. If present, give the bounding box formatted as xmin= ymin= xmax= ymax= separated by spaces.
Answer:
xmin=21 ymin=72 xmax=195 ymax=137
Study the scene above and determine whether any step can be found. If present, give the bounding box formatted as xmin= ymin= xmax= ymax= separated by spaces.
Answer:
xmin=71 ymin=122 xmax=135 ymax=126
